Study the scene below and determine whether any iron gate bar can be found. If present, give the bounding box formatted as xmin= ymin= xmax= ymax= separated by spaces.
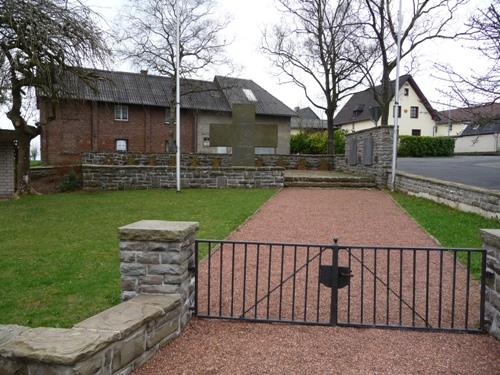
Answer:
xmin=465 ymin=251 xmax=471 ymax=329
xmin=346 ymin=248 xmax=431 ymax=328
xmin=267 ymin=244 xmax=272 ymax=320
xmin=452 ymin=251 xmax=457 ymax=328
xmin=241 ymin=245 xmax=329 ymax=318
xmin=438 ymin=251 xmax=443 ymax=328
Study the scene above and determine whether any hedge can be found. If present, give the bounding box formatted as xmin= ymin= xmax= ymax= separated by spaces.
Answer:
xmin=398 ymin=136 xmax=455 ymax=157
xmin=290 ymin=130 xmax=346 ymax=155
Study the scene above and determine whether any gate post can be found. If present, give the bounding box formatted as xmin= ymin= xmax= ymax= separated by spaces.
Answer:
xmin=480 ymin=229 xmax=500 ymax=339
xmin=330 ymin=239 xmax=339 ymax=326
xmin=119 ymin=220 xmax=199 ymax=328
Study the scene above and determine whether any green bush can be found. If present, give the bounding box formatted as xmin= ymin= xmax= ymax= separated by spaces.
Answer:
xmin=290 ymin=130 xmax=346 ymax=154
xmin=57 ymin=170 xmax=82 ymax=192
xmin=398 ymin=136 xmax=455 ymax=157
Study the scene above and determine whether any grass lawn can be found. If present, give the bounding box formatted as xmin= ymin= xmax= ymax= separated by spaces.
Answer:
xmin=0 ymin=189 xmax=276 ymax=328
xmin=30 ymin=160 xmax=43 ymax=167
xmin=391 ymin=192 xmax=500 ymax=277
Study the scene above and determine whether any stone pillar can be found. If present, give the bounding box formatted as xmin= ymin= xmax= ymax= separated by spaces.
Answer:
xmin=481 ymin=229 xmax=500 ymax=339
xmin=119 ymin=220 xmax=198 ymax=327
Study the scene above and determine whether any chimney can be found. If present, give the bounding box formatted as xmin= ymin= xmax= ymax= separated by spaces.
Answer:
xmin=294 ymin=106 xmax=300 ymax=112
xmin=140 ymin=70 xmax=148 ymax=75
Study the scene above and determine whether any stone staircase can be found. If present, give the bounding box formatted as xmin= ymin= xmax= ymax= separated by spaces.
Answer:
xmin=284 ymin=170 xmax=377 ymax=188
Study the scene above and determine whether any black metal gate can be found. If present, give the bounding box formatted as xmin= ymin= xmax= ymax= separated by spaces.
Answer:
xmin=194 ymin=239 xmax=486 ymax=333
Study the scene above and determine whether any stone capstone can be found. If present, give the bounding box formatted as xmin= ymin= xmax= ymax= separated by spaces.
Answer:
xmin=74 ymin=294 xmax=181 ymax=339
xmin=0 ymin=327 xmax=117 ymax=366
xmin=119 ymin=221 xmax=199 ymax=242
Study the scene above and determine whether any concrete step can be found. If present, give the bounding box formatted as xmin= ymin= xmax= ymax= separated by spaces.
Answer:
xmin=285 ymin=181 xmax=378 ymax=188
xmin=284 ymin=176 xmax=375 ymax=183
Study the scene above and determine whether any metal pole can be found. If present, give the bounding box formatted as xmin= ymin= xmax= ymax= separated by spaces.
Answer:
xmin=390 ymin=0 xmax=403 ymax=191
xmin=175 ymin=0 xmax=181 ymax=192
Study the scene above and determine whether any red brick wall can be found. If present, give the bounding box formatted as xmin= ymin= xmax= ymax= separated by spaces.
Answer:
xmin=40 ymin=99 xmax=195 ymax=165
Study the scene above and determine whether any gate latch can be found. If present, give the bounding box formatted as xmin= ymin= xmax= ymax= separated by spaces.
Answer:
xmin=319 ymin=265 xmax=353 ymax=289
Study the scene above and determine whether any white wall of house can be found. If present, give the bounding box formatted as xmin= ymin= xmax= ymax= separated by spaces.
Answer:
xmin=435 ymin=122 xmax=468 ymax=137
xmin=196 ymin=111 xmax=291 ymax=154
xmin=455 ymin=133 xmax=499 ymax=153
xmin=340 ymin=82 xmax=437 ymax=136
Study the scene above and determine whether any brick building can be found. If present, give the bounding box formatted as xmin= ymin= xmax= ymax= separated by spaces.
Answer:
xmin=0 ymin=130 xmax=16 ymax=198
xmin=38 ymin=69 xmax=295 ymax=165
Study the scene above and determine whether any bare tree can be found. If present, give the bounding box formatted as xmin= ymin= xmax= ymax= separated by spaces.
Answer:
xmin=437 ymin=1 xmax=499 ymax=111
xmin=360 ymin=0 xmax=469 ymax=126
xmin=263 ymin=0 xmax=373 ymax=154
xmin=0 ymin=0 xmax=110 ymax=194
xmin=116 ymin=0 xmax=230 ymax=152
xmin=30 ymin=146 xmax=38 ymax=161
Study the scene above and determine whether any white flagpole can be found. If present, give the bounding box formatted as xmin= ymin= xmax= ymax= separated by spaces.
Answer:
xmin=390 ymin=0 xmax=403 ymax=191
xmin=175 ymin=0 xmax=181 ymax=192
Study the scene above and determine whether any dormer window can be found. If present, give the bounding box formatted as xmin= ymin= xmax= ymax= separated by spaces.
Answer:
xmin=242 ymin=88 xmax=257 ymax=101
xmin=352 ymin=104 xmax=364 ymax=118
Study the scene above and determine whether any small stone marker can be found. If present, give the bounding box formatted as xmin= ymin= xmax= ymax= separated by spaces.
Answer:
xmin=209 ymin=103 xmax=278 ymax=166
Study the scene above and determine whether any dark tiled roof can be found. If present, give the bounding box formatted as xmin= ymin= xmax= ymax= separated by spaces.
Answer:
xmin=334 ymin=75 xmax=439 ymax=126
xmin=460 ymin=122 xmax=500 ymax=136
xmin=51 ymin=69 xmax=294 ymax=117
xmin=296 ymin=107 xmax=320 ymax=120
xmin=437 ymin=103 xmax=500 ymax=124
xmin=214 ymin=76 xmax=295 ymax=117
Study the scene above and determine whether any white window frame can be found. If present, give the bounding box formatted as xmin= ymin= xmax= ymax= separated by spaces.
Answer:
xmin=410 ymin=106 xmax=419 ymax=119
xmin=114 ymin=104 xmax=129 ymax=121
xmin=115 ymin=139 xmax=128 ymax=152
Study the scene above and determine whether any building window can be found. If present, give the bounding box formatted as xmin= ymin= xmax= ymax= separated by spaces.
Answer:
xmin=410 ymin=106 xmax=419 ymax=119
xmin=411 ymin=129 xmax=421 ymax=136
xmin=404 ymin=88 xmax=409 ymax=96
xmin=115 ymin=139 xmax=128 ymax=152
xmin=114 ymin=104 xmax=129 ymax=121
xmin=242 ymin=88 xmax=257 ymax=101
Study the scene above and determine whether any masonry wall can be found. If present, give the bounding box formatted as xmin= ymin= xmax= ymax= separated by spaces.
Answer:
xmin=0 ymin=139 xmax=15 ymax=198
xmin=39 ymin=99 xmax=195 ymax=165
xmin=481 ymin=229 xmax=500 ymax=340
xmin=82 ymin=152 xmax=335 ymax=170
xmin=83 ymin=165 xmax=284 ymax=190
xmin=391 ymin=171 xmax=500 ymax=220
xmin=337 ymin=126 xmax=393 ymax=185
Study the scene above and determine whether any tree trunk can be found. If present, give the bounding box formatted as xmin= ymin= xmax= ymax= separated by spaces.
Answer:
xmin=326 ymin=109 xmax=336 ymax=155
xmin=14 ymin=129 xmax=31 ymax=194
xmin=379 ymin=71 xmax=392 ymax=127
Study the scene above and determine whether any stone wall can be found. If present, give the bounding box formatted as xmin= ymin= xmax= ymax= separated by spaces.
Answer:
xmin=0 ymin=137 xmax=15 ymax=198
xmin=0 ymin=220 xmax=198 ymax=374
xmin=82 ymin=152 xmax=336 ymax=170
xmin=82 ymin=165 xmax=284 ymax=191
xmin=119 ymin=220 xmax=198 ymax=329
xmin=336 ymin=126 xmax=393 ymax=186
xmin=391 ymin=171 xmax=500 ymax=220
xmin=481 ymin=229 xmax=500 ymax=340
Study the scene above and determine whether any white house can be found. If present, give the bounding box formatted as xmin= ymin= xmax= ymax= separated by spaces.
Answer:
xmin=334 ymin=75 xmax=440 ymax=136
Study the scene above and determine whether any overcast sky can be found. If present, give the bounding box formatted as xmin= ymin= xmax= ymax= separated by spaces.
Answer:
xmin=0 ymin=0 xmax=492 ymax=134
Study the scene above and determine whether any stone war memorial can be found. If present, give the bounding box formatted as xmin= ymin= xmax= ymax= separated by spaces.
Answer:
xmin=209 ymin=103 xmax=278 ymax=166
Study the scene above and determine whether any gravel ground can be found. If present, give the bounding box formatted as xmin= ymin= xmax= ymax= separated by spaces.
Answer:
xmin=135 ymin=188 xmax=500 ymax=374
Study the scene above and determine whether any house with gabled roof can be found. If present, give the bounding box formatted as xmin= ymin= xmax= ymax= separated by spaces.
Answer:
xmin=334 ymin=75 xmax=441 ymax=137
xmin=436 ymin=102 xmax=500 ymax=137
xmin=290 ymin=107 xmax=327 ymax=134
xmin=38 ymin=69 xmax=295 ymax=165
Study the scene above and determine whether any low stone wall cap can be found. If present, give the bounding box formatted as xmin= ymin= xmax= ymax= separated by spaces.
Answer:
xmin=0 ymin=327 xmax=117 ymax=366
xmin=480 ymin=229 xmax=500 ymax=248
xmin=75 ymin=294 xmax=181 ymax=339
xmin=119 ymin=220 xmax=199 ymax=242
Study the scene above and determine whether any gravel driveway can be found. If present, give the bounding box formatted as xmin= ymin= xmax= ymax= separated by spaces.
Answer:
xmin=135 ymin=188 xmax=500 ymax=374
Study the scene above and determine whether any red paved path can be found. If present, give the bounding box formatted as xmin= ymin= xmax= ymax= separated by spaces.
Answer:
xmin=135 ymin=189 xmax=500 ymax=375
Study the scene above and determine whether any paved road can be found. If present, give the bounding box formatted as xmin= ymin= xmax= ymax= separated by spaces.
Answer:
xmin=397 ymin=155 xmax=500 ymax=190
